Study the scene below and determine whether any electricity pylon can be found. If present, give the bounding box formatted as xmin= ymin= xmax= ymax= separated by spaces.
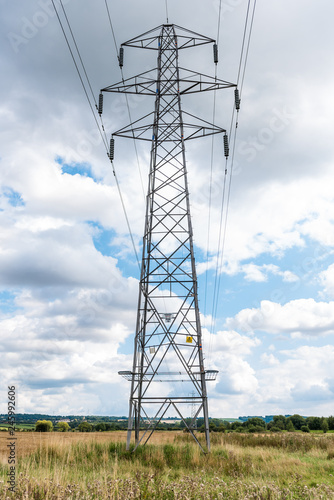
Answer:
xmin=99 ymin=23 xmax=237 ymax=452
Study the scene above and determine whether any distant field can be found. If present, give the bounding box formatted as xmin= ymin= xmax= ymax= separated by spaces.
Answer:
xmin=1 ymin=431 xmax=334 ymax=498
xmin=0 ymin=423 xmax=35 ymax=431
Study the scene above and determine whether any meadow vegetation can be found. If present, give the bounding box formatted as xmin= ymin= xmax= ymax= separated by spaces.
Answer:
xmin=1 ymin=430 xmax=334 ymax=499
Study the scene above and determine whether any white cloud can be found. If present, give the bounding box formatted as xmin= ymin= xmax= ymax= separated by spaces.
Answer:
xmin=260 ymin=352 xmax=279 ymax=366
xmin=319 ymin=264 xmax=334 ymax=298
xmin=242 ymin=263 xmax=267 ymax=282
xmin=257 ymin=345 xmax=334 ymax=413
xmin=203 ymin=330 xmax=260 ymax=403
xmin=208 ymin=344 xmax=334 ymax=417
xmin=240 ymin=263 xmax=299 ymax=283
xmin=204 ymin=328 xmax=260 ymax=356
xmin=226 ymin=299 xmax=334 ymax=337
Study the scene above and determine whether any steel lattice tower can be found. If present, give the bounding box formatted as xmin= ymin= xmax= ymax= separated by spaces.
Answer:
xmin=100 ymin=24 xmax=236 ymax=452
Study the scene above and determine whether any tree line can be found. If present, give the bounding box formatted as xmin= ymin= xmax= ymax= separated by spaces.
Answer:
xmin=33 ymin=415 xmax=334 ymax=433
xmin=199 ymin=415 xmax=333 ymax=434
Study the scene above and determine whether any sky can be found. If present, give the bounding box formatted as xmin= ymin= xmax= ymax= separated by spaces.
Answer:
xmin=1 ymin=0 xmax=334 ymax=419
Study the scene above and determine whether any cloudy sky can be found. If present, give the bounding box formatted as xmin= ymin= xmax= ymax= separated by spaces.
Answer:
xmin=1 ymin=0 xmax=334 ymax=419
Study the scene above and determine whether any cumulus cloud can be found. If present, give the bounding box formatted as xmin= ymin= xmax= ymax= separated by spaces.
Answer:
xmin=260 ymin=352 xmax=279 ymax=366
xmin=204 ymin=328 xmax=260 ymax=356
xmin=257 ymin=345 xmax=334 ymax=413
xmin=319 ymin=264 xmax=334 ymax=298
xmin=202 ymin=330 xmax=260 ymax=405
xmin=241 ymin=263 xmax=299 ymax=283
xmin=226 ymin=299 xmax=334 ymax=338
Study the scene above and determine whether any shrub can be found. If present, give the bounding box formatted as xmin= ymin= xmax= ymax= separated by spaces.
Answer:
xmin=78 ymin=422 xmax=93 ymax=432
xmin=301 ymin=425 xmax=310 ymax=433
xmin=248 ymin=425 xmax=265 ymax=433
xmin=35 ymin=420 xmax=53 ymax=432
xmin=56 ymin=422 xmax=70 ymax=432
xmin=270 ymin=426 xmax=282 ymax=433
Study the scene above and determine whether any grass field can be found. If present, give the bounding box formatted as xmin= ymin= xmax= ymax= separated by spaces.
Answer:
xmin=1 ymin=431 xmax=334 ymax=499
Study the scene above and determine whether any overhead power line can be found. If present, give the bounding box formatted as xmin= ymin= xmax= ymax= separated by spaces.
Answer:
xmin=50 ymin=0 xmax=108 ymax=152
xmin=203 ymin=0 xmax=223 ymax=350
xmin=208 ymin=0 xmax=257 ymax=346
xmin=104 ymin=0 xmax=146 ymax=199
xmin=51 ymin=0 xmax=140 ymax=269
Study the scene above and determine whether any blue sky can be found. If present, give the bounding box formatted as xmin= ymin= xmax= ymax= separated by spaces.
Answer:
xmin=1 ymin=0 xmax=334 ymax=418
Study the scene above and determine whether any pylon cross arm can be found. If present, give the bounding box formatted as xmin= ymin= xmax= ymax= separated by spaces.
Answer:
xmin=121 ymin=23 xmax=215 ymax=51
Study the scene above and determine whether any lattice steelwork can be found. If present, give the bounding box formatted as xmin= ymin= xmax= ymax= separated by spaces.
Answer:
xmin=100 ymin=24 xmax=236 ymax=452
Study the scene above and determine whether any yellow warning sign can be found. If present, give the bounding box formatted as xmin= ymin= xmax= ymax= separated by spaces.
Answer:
xmin=186 ymin=336 xmax=193 ymax=343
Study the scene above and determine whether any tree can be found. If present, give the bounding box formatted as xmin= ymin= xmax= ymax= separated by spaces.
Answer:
xmin=272 ymin=415 xmax=287 ymax=430
xmin=327 ymin=416 xmax=334 ymax=430
xmin=321 ymin=419 xmax=329 ymax=434
xmin=78 ymin=422 xmax=93 ymax=432
xmin=95 ymin=423 xmax=106 ymax=432
xmin=306 ymin=417 xmax=322 ymax=430
xmin=231 ymin=421 xmax=243 ymax=431
xmin=246 ymin=418 xmax=266 ymax=429
xmin=286 ymin=420 xmax=295 ymax=432
xmin=56 ymin=422 xmax=70 ymax=432
xmin=287 ymin=414 xmax=305 ymax=431
xmin=248 ymin=425 xmax=266 ymax=433
xmin=35 ymin=420 xmax=53 ymax=432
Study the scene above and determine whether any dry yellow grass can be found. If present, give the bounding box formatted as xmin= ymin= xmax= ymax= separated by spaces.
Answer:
xmin=1 ymin=431 xmax=334 ymax=498
xmin=0 ymin=430 xmax=178 ymax=457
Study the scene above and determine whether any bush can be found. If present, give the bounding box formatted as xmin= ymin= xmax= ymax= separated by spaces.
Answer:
xmin=56 ymin=422 xmax=70 ymax=432
xmin=78 ymin=422 xmax=93 ymax=432
xmin=301 ymin=425 xmax=310 ymax=433
xmin=248 ymin=425 xmax=266 ymax=433
xmin=231 ymin=421 xmax=243 ymax=431
xmin=246 ymin=418 xmax=266 ymax=428
xmin=95 ymin=423 xmax=106 ymax=432
xmin=35 ymin=420 xmax=53 ymax=432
